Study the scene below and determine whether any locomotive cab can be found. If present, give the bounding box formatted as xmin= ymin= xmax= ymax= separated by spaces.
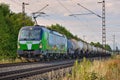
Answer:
xmin=17 ymin=26 xmax=43 ymax=58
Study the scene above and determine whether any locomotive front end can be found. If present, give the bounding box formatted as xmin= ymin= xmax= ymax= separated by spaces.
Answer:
xmin=17 ymin=26 xmax=42 ymax=58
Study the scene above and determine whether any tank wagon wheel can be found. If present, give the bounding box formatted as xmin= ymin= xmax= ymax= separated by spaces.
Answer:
xmin=25 ymin=58 xmax=35 ymax=62
xmin=43 ymin=55 xmax=52 ymax=61
xmin=34 ymin=58 xmax=41 ymax=62
xmin=61 ymin=54 xmax=66 ymax=60
xmin=67 ymin=54 xmax=72 ymax=59
xmin=34 ymin=55 xmax=46 ymax=62
xmin=43 ymin=55 xmax=49 ymax=61
xmin=52 ymin=54 xmax=56 ymax=60
xmin=65 ymin=54 xmax=69 ymax=59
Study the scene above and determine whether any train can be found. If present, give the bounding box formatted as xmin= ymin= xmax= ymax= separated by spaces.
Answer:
xmin=17 ymin=25 xmax=111 ymax=61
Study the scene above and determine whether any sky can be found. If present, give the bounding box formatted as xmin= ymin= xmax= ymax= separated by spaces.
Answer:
xmin=0 ymin=0 xmax=120 ymax=50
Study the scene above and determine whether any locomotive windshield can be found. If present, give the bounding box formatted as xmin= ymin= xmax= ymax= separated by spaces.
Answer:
xmin=19 ymin=29 xmax=41 ymax=41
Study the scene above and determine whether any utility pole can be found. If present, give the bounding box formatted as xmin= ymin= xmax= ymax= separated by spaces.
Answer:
xmin=22 ymin=2 xmax=29 ymax=26
xmin=113 ymin=34 xmax=115 ymax=53
xmin=71 ymin=2 xmax=106 ymax=53
xmin=83 ymin=35 xmax=86 ymax=41
xmin=98 ymin=0 xmax=106 ymax=53
xmin=76 ymin=2 xmax=106 ymax=50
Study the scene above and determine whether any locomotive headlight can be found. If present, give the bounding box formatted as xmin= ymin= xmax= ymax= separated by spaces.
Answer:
xmin=39 ymin=44 xmax=42 ymax=48
xmin=18 ymin=44 xmax=20 ymax=49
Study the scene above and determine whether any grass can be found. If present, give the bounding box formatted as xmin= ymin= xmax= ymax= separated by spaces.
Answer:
xmin=63 ymin=55 xmax=120 ymax=80
xmin=0 ymin=56 xmax=27 ymax=64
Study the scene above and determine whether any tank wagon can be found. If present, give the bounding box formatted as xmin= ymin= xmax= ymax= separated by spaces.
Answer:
xmin=67 ymin=39 xmax=111 ymax=58
xmin=77 ymin=40 xmax=84 ymax=55
xmin=17 ymin=25 xmax=67 ymax=60
xmin=67 ymin=40 xmax=74 ymax=58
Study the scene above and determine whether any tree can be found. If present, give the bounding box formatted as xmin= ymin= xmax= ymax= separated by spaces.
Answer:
xmin=104 ymin=44 xmax=112 ymax=51
xmin=48 ymin=24 xmax=81 ymax=40
xmin=0 ymin=3 xmax=34 ymax=59
xmin=90 ymin=42 xmax=112 ymax=51
xmin=90 ymin=42 xmax=94 ymax=45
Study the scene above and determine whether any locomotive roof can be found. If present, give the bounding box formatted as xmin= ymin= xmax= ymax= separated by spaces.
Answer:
xmin=20 ymin=25 xmax=66 ymax=37
xmin=21 ymin=25 xmax=46 ymax=29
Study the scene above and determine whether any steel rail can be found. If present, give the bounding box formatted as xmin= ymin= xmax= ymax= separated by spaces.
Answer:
xmin=0 ymin=62 xmax=73 ymax=80
xmin=0 ymin=59 xmax=69 ymax=68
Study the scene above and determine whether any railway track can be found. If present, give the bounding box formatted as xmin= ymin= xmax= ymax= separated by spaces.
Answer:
xmin=0 ymin=60 xmax=75 ymax=80
xmin=0 ymin=59 xmax=67 ymax=68
xmin=0 ymin=56 xmax=111 ymax=80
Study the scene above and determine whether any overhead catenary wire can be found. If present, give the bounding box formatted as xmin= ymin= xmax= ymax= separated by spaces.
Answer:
xmin=32 ymin=4 xmax=49 ymax=25
xmin=55 ymin=0 xmax=89 ymax=29
xmin=32 ymin=4 xmax=49 ymax=14
xmin=69 ymin=13 xmax=92 ymax=16
xmin=77 ymin=3 xmax=102 ymax=18
xmin=56 ymin=0 xmax=78 ymax=19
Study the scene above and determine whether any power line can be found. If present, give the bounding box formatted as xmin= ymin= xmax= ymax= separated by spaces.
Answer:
xmin=55 ymin=0 xmax=93 ymax=32
xmin=56 ymin=0 xmax=77 ymax=19
xmin=32 ymin=4 xmax=49 ymax=14
xmin=113 ymin=34 xmax=115 ymax=51
xmin=77 ymin=3 xmax=102 ymax=18
xmin=32 ymin=4 xmax=49 ymax=25
xmin=69 ymin=13 xmax=92 ymax=16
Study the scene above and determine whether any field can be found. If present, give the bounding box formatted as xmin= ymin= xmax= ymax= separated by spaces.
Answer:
xmin=63 ymin=55 xmax=120 ymax=80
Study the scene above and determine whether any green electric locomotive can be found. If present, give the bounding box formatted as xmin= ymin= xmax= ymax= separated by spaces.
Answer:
xmin=17 ymin=25 xmax=67 ymax=60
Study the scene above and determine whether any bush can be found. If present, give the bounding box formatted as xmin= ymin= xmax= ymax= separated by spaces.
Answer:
xmin=63 ymin=56 xmax=120 ymax=80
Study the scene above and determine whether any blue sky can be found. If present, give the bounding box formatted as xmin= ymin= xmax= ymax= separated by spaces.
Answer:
xmin=1 ymin=0 xmax=120 ymax=50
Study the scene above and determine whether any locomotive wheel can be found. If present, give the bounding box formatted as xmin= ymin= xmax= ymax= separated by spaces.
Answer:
xmin=35 ymin=58 xmax=41 ymax=62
